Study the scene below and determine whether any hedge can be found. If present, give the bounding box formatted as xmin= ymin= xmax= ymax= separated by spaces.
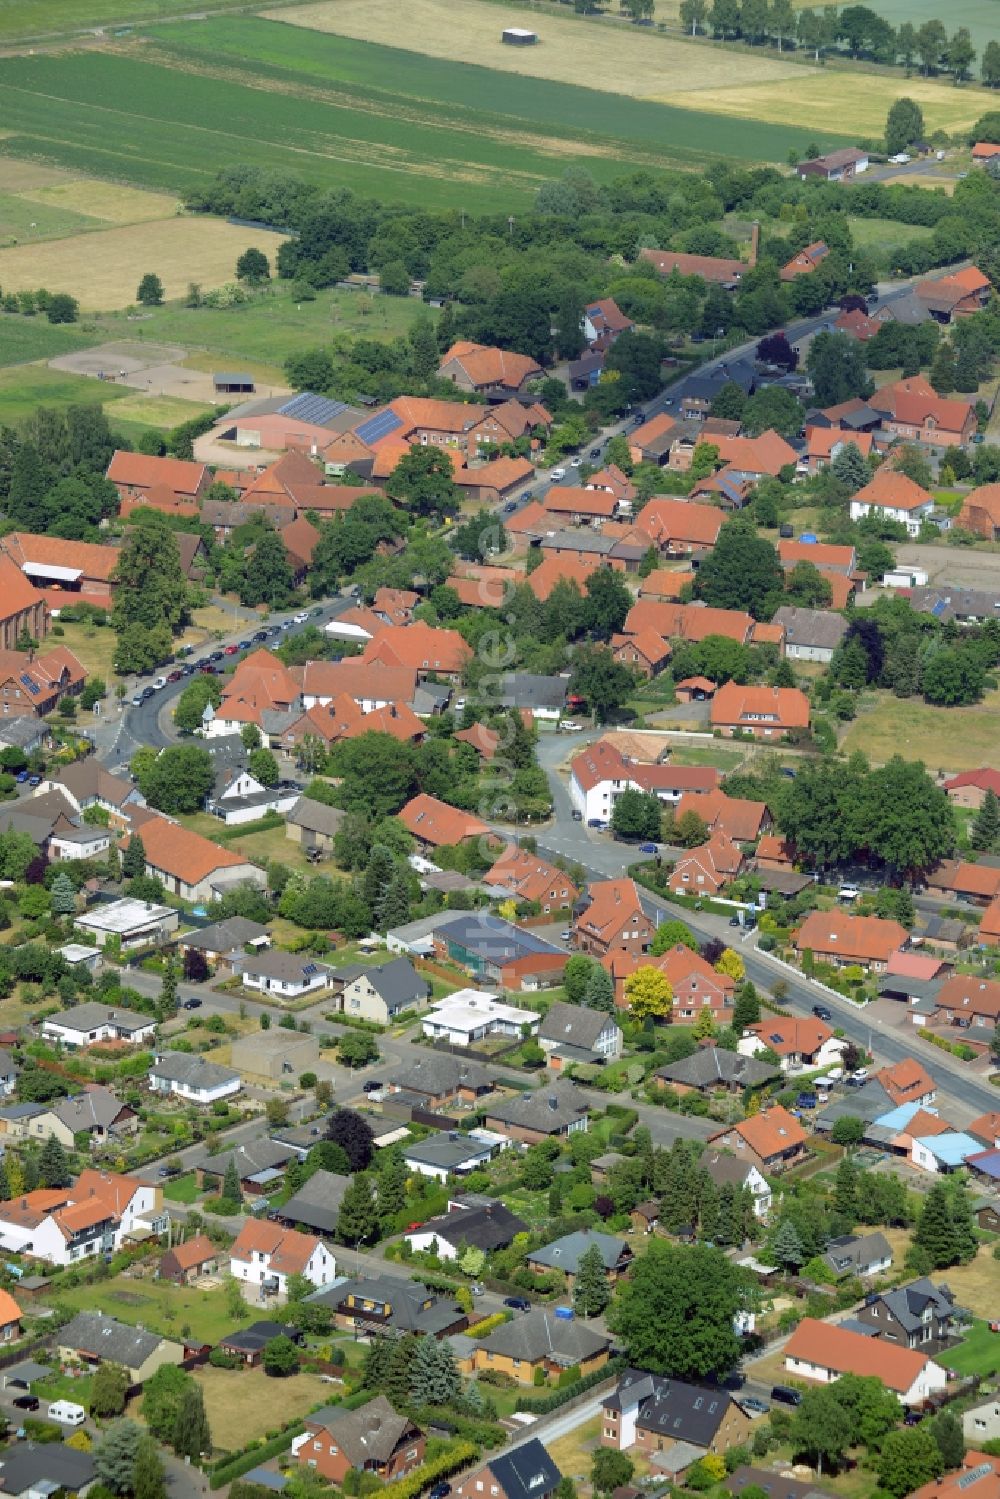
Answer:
xmin=464 ymin=1311 xmax=511 ymax=1339
xmin=515 ymin=1356 xmax=625 ymax=1414
xmin=385 ymin=1441 xmax=478 ymax=1499
xmin=209 ymin=1424 xmax=306 ymax=1489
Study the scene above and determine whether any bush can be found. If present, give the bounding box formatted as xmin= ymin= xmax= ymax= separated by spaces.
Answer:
xmin=516 ymin=1357 xmax=626 ymax=1414
xmin=209 ymin=1426 xmax=306 ymax=1488
xmin=464 ymin=1312 xmax=511 ymax=1339
xmin=208 ymin=1347 xmax=242 ymax=1369
xmin=380 ymin=1442 xmax=478 ymax=1499
xmin=22 ymin=1419 xmax=63 ymax=1443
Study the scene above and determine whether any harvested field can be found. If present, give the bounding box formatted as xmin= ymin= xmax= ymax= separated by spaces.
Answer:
xmin=0 ymin=216 xmax=287 ymax=310
xmin=266 ymin=0 xmax=803 ymax=96
xmin=18 ymin=178 xmax=180 ymax=223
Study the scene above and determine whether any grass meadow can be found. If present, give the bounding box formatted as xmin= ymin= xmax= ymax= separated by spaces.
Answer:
xmin=0 ymin=318 xmax=96 ymax=367
xmin=840 ymin=688 xmax=1000 ymax=772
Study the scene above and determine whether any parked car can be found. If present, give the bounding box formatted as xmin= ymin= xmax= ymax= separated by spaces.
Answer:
xmin=179 ymin=664 xmax=195 ymax=677
xmin=253 ymin=630 xmax=269 ymax=642
xmin=294 ymin=611 xmax=309 ymax=623
xmin=182 ymin=997 xmax=202 ymax=1010
xmin=640 ymin=842 xmax=658 ymax=854
xmin=224 ymin=644 xmax=238 ymax=656
xmin=549 ymin=466 xmax=567 ymax=480
xmin=560 ymin=929 xmax=573 ymax=942
xmin=587 ymin=817 xmax=606 ymax=829
xmin=742 ymin=1397 xmax=769 ymax=1416
xmin=208 ymin=650 xmax=224 ymax=662
xmin=589 ymin=446 xmax=601 ymax=458
xmin=27 ymin=776 xmax=40 ymax=788
xmin=12 ymin=1396 xmax=39 ymax=1411
xmin=796 ymin=1092 xmax=818 ymax=1110
xmin=428 ymin=1484 xmax=452 ymax=1499
xmin=167 ymin=670 xmax=183 ymax=683
xmin=503 ymin=1297 xmax=531 ymax=1313
xmin=571 ymin=809 xmax=583 ymax=821
xmin=311 ymin=608 xmax=324 ymax=618
xmin=131 ymin=693 xmax=144 ymax=706
xmin=153 ymin=676 xmax=168 ymax=690
xmin=771 ymin=1385 xmax=802 ymax=1407
xmin=812 ymin=1004 xmax=832 ymax=1021
xmin=15 ymin=770 xmax=28 ymax=783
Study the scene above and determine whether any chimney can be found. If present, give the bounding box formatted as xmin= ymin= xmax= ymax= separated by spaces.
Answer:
xmin=749 ymin=221 xmax=760 ymax=268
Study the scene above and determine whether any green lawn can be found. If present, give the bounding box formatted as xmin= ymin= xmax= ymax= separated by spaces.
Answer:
xmin=671 ymin=744 xmax=747 ymax=771
xmin=53 ymin=1272 xmax=237 ymax=1343
xmin=0 ymin=0 xmax=269 ymax=41
xmin=841 ymin=688 xmax=1000 ymax=772
xmin=947 ymin=1320 xmax=1000 ymax=1377
xmin=0 ymin=363 xmax=131 ymax=426
xmin=845 ymin=216 xmax=935 ymax=250
xmin=0 ymin=314 xmax=99 ymax=366
xmin=163 ymin=1172 xmax=200 ymax=1203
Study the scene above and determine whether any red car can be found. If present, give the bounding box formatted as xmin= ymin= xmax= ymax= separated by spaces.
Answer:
xmin=167 ymin=670 xmax=183 ymax=683
xmin=224 ymin=644 xmax=238 ymax=655
xmin=407 ymin=1221 xmax=423 ymax=1232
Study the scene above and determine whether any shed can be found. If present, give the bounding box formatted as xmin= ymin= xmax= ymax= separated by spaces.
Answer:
xmin=213 ymin=373 xmax=255 ymax=394
xmin=502 ymin=26 xmax=537 ymax=42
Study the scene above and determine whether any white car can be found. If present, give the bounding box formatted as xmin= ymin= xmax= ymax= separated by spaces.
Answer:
xmin=889 ymin=152 xmax=910 ymax=164
xmin=570 ymin=456 xmax=582 ymax=467
xmin=293 ymin=611 xmax=309 ymax=624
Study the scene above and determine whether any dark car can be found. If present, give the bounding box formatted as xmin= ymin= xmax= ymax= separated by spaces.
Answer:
xmin=428 ymin=1486 xmax=452 ymax=1499
xmin=182 ymin=997 xmax=202 ymax=1010
xmin=571 ymin=809 xmax=583 ymax=821
xmin=771 ymin=1385 xmax=802 ymax=1407
xmin=742 ymin=1397 xmax=769 ymax=1415
xmin=179 ymin=664 xmax=195 ymax=677
xmin=589 ymin=446 xmax=601 ymax=458
xmin=779 ymin=522 xmax=794 ymax=539
xmin=640 ymin=842 xmax=658 ymax=854
xmin=253 ymin=630 xmax=269 ymax=643
xmin=503 ymin=1297 xmax=531 ymax=1312
xmin=208 ymin=650 xmax=225 ymax=663
xmin=812 ymin=1004 xmax=832 ymax=1022
xmin=904 ymin=1409 xmax=925 ymax=1426
xmin=12 ymin=1395 xmax=39 ymax=1411
xmin=311 ymin=608 xmax=324 ymax=618
xmin=27 ymin=776 xmax=41 ymax=788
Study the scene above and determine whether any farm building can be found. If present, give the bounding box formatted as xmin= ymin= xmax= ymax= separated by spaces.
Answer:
xmin=213 ymin=373 xmax=255 ymax=395
xmin=502 ymin=26 xmax=537 ymax=42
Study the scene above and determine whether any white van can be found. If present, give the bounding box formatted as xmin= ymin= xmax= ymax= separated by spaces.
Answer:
xmin=48 ymin=1400 xmax=86 ymax=1426
xmin=838 ymin=885 xmax=861 ymax=902
xmin=549 ymin=466 xmax=567 ymax=480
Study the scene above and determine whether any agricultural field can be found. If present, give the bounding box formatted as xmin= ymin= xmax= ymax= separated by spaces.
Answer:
xmin=269 ymin=0 xmax=995 ymax=137
xmin=848 ymin=0 xmax=1000 ymax=61
xmin=0 ymin=216 xmax=287 ymax=311
xmin=840 ymin=687 xmax=1000 ymax=771
xmin=0 ymin=0 xmax=286 ymax=41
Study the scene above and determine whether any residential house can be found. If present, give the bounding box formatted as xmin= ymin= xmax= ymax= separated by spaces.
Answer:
xmin=636 ymin=497 xmax=724 ymax=556
xmin=433 ymin=914 xmax=566 ymax=991
xmin=0 ymin=1049 xmax=17 ymax=1100
xmin=336 ymin=957 xmax=429 ymax=1024
xmin=868 ymin=376 xmax=976 ymax=449
xmin=1 ymin=533 xmax=119 ymax=615
xmin=438 ymin=341 xmax=541 ymax=396
xmin=569 ymin=738 xmax=719 ymax=823
xmin=58 ymin=1310 xmax=183 ymax=1382
xmin=854 ymin=1278 xmax=964 ymax=1350
xmin=651 ymin=943 xmax=737 ymax=1025
xmin=421 ymin=989 xmax=541 ymax=1047
xmin=149 ymin=1052 xmax=241 ymax=1105
xmin=0 ymin=645 xmax=85 ymax=720
xmin=484 ymin=1080 xmax=589 ymax=1145
xmin=107 ymin=451 xmax=209 ymax=508
xmin=926 ymin=858 xmax=1000 ymax=905
xmin=405 ymin=1196 xmax=527 ymax=1260
xmin=781 ymin=240 xmax=829 ymax=280
xmin=700 ymin=1150 xmax=772 ymax=1218
xmin=206 ymin=764 xmax=299 ymax=827
xmin=470 ymin=1316 xmax=610 ymax=1387
xmin=667 ymin=834 xmax=745 ymax=897
xmin=628 ymin=411 xmax=678 ymax=468
xmin=41 ymin=1002 xmax=157 ymax=1049
xmin=640 ymin=568 xmax=696 ymax=601
xmin=655 ymin=1048 xmax=779 ymax=1096
xmin=963 ymin=1406 xmax=1000 ymax=1446
xmin=611 ymin=629 xmax=672 ymax=679
xmin=484 ymin=846 xmax=580 ymax=914
xmin=575 ymin=878 xmax=654 ymax=960
xmin=707 ymin=1105 xmax=809 ymax=1175
xmin=741 ymin=1016 xmax=843 ymax=1072
xmin=217 ymin=1319 xmax=304 ymax=1367
xmin=41 ymin=759 xmax=145 ymax=830
xmin=398 ymin=1133 xmax=509 ymax=1181
xmin=849 ymin=471 xmax=936 ymax=537
xmin=0 ymin=1444 xmax=95 ymax=1499
xmin=917 ymin=266 xmax=992 ymax=322
xmin=465 ymin=400 xmax=552 ymax=452
xmin=796 ymin=148 xmax=869 ymax=180
xmin=399 ymin=793 xmax=491 ymax=849
xmin=821 ymin=1231 xmax=893 ymax=1279
xmin=910 ymin=1456 xmax=1000 ymax=1499
xmin=285 ymin=796 xmax=344 ymax=856
xmin=38 ymin=1087 xmax=138 ymax=1147
xmin=241 ymin=950 xmax=333 ymax=1001
xmin=131 ymin=815 xmax=264 ymax=903
xmin=942 ymin=767 xmax=1000 ymax=809
xmin=794 ymin=909 xmax=908 ymax=972
xmin=601 ymin=1368 xmax=754 ymax=1457
xmin=932 ymin=974 xmax=1000 ymax=1032
xmin=0 ymin=555 xmax=47 ymax=653
xmin=970 ymin=1111 xmax=1000 ymax=1148
xmin=542 ymin=485 xmax=623 ymax=526
xmin=875 ymin=1059 xmax=936 ymax=1109
xmin=0 ymin=1170 xmax=164 ymax=1267
xmin=362 ymin=621 xmax=471 ymax=681
xmin=294 ymin=1396 xmax=424 ymax=1485
xmin=783 ymin=1317 xmax=947 ymax=1405
xmin=583 ymin=298 xmax=633 ymax=343
xmin=538 ymin=1001 xmax=623 ymax=1070
xmin=309 ymin=1274 xmax=467 ymax=1338
xmin=958 ymin=486 xmax=1000 ymax=542
xmin=158 ymin=1234 xmax=221 ymax=1286
xmin=799 ymin=426 xmax=874 ymax=475
xmin=673 ymin=789 xmax=768 ymax=843
xmin=639 ymin=248 xmax=748 ymax=287
xmin=498 ymin=672 xmax=568 ymax=722
xmin=771 ymin=606 xmax=848 ymax=664
xmin=274 ymin=1171 xmax=351 ymax=1237
xmin=384 ymin=1054 xmax=497 ymax=1111
xmin=176 ymin=916 xmax=271 ymax=975
xmin=710 ymin=683 xmax=810 ymax=739
xmin=230 ymin=1220 xmax=336 ymax=1296
xmin=197 ymin=1137 xmax=299 ymax=1196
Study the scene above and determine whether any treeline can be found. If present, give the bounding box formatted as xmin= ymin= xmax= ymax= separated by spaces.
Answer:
xmin=680 ymin=0 xmax=990 ymax=85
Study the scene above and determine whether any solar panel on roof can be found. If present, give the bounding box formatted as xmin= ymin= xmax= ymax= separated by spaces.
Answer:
xmin=356 ymin=408 xmax=404 ymax=446
xmin=278 ymin=393 xmax=349 ymax=427
xmin=20 ymin=675 xmax=39 ymax=696
xmin=958 ymin=1467 xmax=994 ymax=1489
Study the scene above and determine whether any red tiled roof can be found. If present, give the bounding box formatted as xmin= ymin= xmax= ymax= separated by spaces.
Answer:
xmin=132 ymin=815 xmax=249 ymax=885
xmin=486 ymin=845 xmax=579 ymax=905
xmin=107 ymin=450 xmax=207 ymax=496
xmin=576 ymin=878 xmax=645 ymax=942
xmin=439 ymin=342 xmax=541 ymax=389
xmin=943 ymin=768 xmax=1000 ymax=795
xmin=711 ymin=682 xmax=810 ymax=731
xmin=875 ymin=1058 xmax=936 ymax=1106
xmin=527 ymin=553 xmax=600 ymax=602
xmin=935 ymin=973 xmax=1000 ymax=1020
xmin=778 ymin=539 xmax=855 ymax=570
xmin=674 ymin=789 xmax=766 ymax=842
xmin=886 ymin=950 xmax=944 ymax=981
xmin=749 ymin=1015 xmax=833 ymax=1058
xmin=794 ymin=909 xmax=907 ymax=963
xmin=852 ymin=469 xmax=933 ymax=514
xmin=0 ymin=555 xmax=46 ymax=625
xmin=639 ymin=569 xmax=695 ymax=600
xmin=786 ymin=1318 xmax=942 ymax=1393
xmin=362 ymin=621 xmax=471 ymax=675
xmin=543 ymin=485 xmax=619 ymax=519
xmin=713 ymin=431 xmax=797 ymax=476
xmin=231 ymin=1219 xmax=321 ymax=1275
xmin=3 ymin=532 xmax=119 ymax=582
xmin=639 ymin=248 xmax=746 ymax=284
xmin=709 ymin=1104 xmax=807 ymax=1161
xmin=162 ymin=1233 xmax=217 ymax=1271
xmin=638 ymin=497 xmax=723 ymax=550
xmin=398 ymin=793 xmax=490 ymax=847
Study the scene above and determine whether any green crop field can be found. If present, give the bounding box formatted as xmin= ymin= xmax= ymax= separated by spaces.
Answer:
xmin=0 ymin=32 xmax=853 ymax=218
xmin=842 ymin=0 xmax=1000 ymax=60
xmin=0 ymin=0 xmax=286 ymax=43
xmin=0 ymin=317 xmax=97 ymax=367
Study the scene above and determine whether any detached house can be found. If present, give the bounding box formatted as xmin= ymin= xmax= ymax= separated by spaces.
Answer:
xmin=849 ymin=470 xmax=936 ymax=537
xmin=794 ymin=909 xmax=908 ymax=972
xmin=454 ymin=1441 xmax=563 ymax=1499
xmin=741 ymin=1016 xmax=843 ymax=1072
xmin=230 ymin=1220 xmax=336 ymax=1296
xmin=295 ymin=1396 xmax=424 ymax=1486
xmin=668 ymin=834 xmax=745 ymax=897
xmin=854 ymin=1277 xmax=965 ymax=1350
xmin=470 ymin=1316 xmax=610 ymax=1389
xmin=784 ymin=1317 xmax=947 ymax=1405
xmin=438 ymin=341 xmax=541 ymax=396
xmin=484 ymin=1080 xmax=589 ymax=1145
xmin=601 ymin=1368 xmax=754 ymax=1457
xmin=131 ymin=814 xmax=264 ymax=903
xmin=107 ymin=451 xmax=209 ymax=509
xmin=538 ymin=1000 xmax=623 ymax=1069
xmin=868 ymin=376 xmax=976 ymax=449
xmin=707 ymin=1105 xmax=809 ymax=1175
xmin=336 ymin=957 xmax=429 ymax=1024
xmin=484 ymin=846 xmax=579 ymax=913
xmin=574 ymin=878 xmax=653 ymax=960
xmin=399 ymin=793 xmax=491 ymax=849
xmin=933 ymin=974 xmax=1000 ymax=1032
xmin=710 ymin=683 xmax=810 ymax=739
